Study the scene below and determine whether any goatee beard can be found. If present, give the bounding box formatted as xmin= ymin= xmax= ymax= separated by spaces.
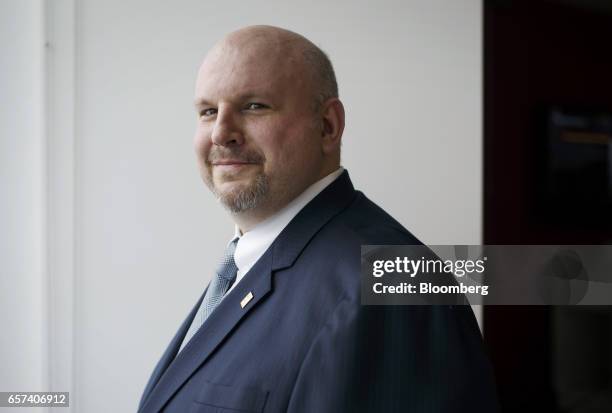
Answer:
xmin=208 ymin=173 xmax=269 ymax=213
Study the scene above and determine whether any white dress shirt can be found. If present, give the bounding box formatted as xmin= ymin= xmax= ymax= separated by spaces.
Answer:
xmin=223 ymin=167 xmax=344 ymax=297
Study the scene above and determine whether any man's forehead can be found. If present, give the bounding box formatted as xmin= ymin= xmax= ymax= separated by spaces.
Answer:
xmin=199 ymin=44 xmax=278 ymax=75
xmin=195 ymin=42 xmax=306 ymax=102
xmin=200 ymin=33 xmax=302 ymax=75
xmin=195 ymin=56 xmax=286 ymax=101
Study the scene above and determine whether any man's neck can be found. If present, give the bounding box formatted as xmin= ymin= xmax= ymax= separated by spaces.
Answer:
xmin=232 ymin=165 xmax=341 ymax=233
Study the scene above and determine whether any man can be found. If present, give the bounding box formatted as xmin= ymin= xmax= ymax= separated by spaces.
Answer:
xmin=138 ymin=25 xmax=498 ymax=412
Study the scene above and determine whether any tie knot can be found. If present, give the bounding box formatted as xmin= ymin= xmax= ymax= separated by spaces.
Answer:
xmin=215 ymin=237 xmax=239 ymax=282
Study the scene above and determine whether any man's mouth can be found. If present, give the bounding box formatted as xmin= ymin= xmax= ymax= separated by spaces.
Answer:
xmin=211 ymin=160 xmax=259 ymax=173
xmin=212 ymin=160 xmax=255 ymax=166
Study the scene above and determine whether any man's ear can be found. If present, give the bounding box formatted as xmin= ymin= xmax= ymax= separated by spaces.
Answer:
xmin=320 ymin=98 xmax=345 ymax=155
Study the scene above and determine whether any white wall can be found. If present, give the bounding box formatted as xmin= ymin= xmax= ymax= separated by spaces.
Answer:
xmin=0 ymin=0 xmax=47 ymax=406
xmin=1 ymin=1 xmax=482 ymax=412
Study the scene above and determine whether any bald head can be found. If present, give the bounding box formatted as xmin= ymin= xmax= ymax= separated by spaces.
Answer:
xmin=204 ymin=25 xmax=338 ymax=111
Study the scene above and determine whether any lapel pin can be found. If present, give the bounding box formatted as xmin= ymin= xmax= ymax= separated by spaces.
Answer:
xmin=241 ymin=292 xmax=254 ymax=308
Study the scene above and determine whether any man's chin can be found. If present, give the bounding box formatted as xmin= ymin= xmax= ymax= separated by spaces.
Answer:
xmin=210 ymin=175 xmax=269 ymax=213
xmin=213 ymin=179 xmax=253 ymax=195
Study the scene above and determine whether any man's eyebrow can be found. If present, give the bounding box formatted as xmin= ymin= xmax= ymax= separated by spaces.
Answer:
xmin=194 ymin=93 xmax=273 ymax=108
xmin=237 ymin=93 xmax=272 ymax=101
xmin=194 ymin=98 xmax=213 ymax=108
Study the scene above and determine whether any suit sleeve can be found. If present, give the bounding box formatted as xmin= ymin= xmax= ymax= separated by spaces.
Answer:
xmin=286 ymin=299 xmax=499 ymax=413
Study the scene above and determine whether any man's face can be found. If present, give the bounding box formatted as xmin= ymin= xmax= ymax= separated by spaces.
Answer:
xmin=193 ymin=40 xmax=325 ymax=215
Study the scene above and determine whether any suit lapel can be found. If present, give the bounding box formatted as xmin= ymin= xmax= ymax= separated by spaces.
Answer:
xmin=139 ymin=252 xmax=273 ymax=413
xmin=139 ymin=170 xmax=357 ymax=412
xmin=271 ymin=170 xmax=357 ymax=271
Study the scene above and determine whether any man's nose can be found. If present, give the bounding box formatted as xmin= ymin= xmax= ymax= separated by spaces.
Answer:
xmin=211 ymin=110 xmax=244 ymax=146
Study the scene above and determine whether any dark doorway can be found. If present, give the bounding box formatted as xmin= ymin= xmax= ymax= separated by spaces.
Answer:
xmin=483 ymin=0 xmax=612 ymax=412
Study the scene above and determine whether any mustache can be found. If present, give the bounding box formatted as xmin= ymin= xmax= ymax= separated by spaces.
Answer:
xmin=207 ymin=148 xmax=265 ymax=164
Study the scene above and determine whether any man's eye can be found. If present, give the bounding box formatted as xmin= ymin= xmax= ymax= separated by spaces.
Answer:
xmin=245 ymin=103 xmax=266 ymax=110
xmin=200 ymin=108 xmax=217 ymax=117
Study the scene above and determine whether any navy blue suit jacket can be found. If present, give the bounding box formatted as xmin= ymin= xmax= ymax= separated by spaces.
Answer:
xmin=138 ymin=170 xmax=498 ymax=412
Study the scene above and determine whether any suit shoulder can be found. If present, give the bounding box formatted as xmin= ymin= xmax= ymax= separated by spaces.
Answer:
xmin=292 ymin=190 xmax=423 ymax=304
xmin=327 ymin=191 xmax=423 ymax=246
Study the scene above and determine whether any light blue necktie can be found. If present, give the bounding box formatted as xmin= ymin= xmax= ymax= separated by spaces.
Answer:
xmin=179 ymin=237 xmax=239 ymax=353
